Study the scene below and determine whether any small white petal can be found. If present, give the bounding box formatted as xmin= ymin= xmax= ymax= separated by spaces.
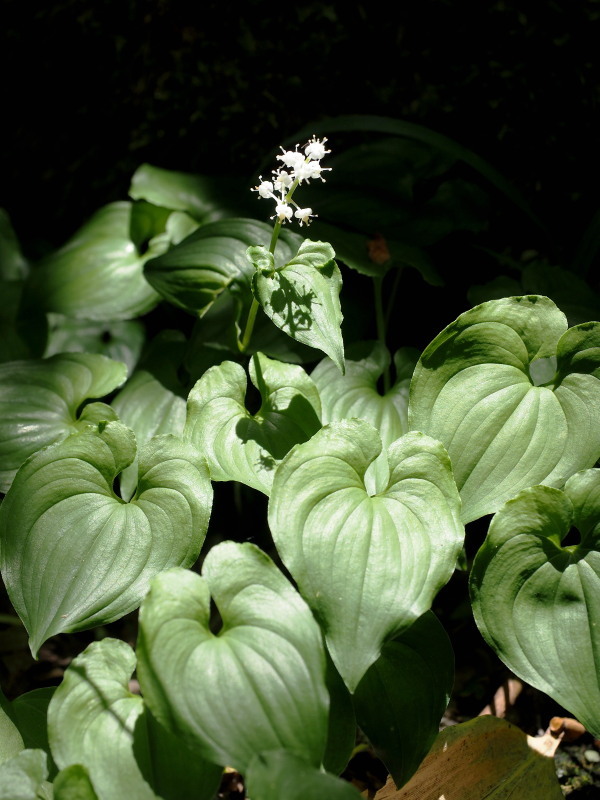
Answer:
xmin=305 ymin=136 xmax=330 ymax=161
xmin=294 ymin=207 xmax=315 ymax=226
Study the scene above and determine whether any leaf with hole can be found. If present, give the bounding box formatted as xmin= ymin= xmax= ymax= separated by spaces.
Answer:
xmin=0 ymin=422 xmax=212 ymax=655
xmin=470 ymin=469 xmax=600 ymax=737
xmin=269 ymin=419 xmax=463 ymax=691
xmin=136 ymin=543 xmax=329 ymax=773
xmin=409 ymin=296 xmax=600 ymax=522
xmin=185 ymin=351 xmax=321 ymax=494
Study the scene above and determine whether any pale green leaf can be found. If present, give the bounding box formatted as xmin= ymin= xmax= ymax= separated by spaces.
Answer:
xmin=470 ymin=470 xmax=600 ymax=737
xmin=0 ymin=353 xmax=127 ymax=494
xmin=53 ymin=765 xmax=98 ymax=800
xmin=353 ymin=612 xmax=454 ymax=788
xmin=185 ymin=352 xmax=321 ymax=494
xmin=48 ymin=638 xmax=221 ymax=800
xmin=269 ymin=420 xmax=463 ymax=691
xmin=0 ymin=750 xmax=47 ymax=800
xmin=136 ymin=543 xmax=329 ymax=773
xmin=0 ymin=689 xmax=24 ymax=765
xmin=25 ymin=203 xmax=163 ymax=321
xmin=311 ymin=342 xmax=418 ymax=492
xmin=409 ymin=296 xmax=600 ymax=522
xmin=0 ymin=423 xmax=212 ymax=655
xmin=251 ymin=240 xmax=345 ymax=371
xmin=245 ymin=751 xmax=362 ymax=800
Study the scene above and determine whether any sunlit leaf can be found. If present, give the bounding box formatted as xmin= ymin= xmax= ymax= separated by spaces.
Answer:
xmin=251 ymin=240 xmax=345 ymax=371
xmin=0 ymin=352 xmax=126 ymax=493
xmin=0 ymin=749 xmax=47 ymax=800
xmin=269 ymin=420 xmax=463 ymax=691
xmin=137 ymin=543 xmax=329 ymax=773
xmin=470 ymin=470 xmax=600 ymax=737
xmin=48 ymin=638 xmax=221 ymax=800
xmin=0 ymin=422 xmax=212 ymax=655
xmin=409 ymin=296 xmax=600 ymax=522
xmin=185 ymin=352 xmax=321 ymax=494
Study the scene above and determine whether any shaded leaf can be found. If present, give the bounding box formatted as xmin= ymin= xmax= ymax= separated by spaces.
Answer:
xmin=353 ymin=612 xmax=454 ymax=789
xmin=53 ymin=764 xmax=98 ymax=800
xmin=246 ymin=750 xmax=363 ymax=800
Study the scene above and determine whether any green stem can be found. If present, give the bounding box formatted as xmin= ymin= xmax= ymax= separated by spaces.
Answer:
xmin=384 ymin=266 xmax=403 ymax=330
xmin=373 ymin=275 xmax=390 ymax=393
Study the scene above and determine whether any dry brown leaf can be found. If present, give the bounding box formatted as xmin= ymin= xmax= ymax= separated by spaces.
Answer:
xmin=373 ymin=716 xmax=562 ymax=800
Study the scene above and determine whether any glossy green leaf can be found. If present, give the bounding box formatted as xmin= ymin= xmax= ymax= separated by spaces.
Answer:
xmin=0 ymin=750 xmax=47 ymax=800
xmin=25 ymin=203 xmax=163 ymax=321
xmin=185 ymin=352 xmax=321 ymax=494
xmin=269 ymin=420 xmax=463 ymax=691
xmin=0 ymin=352 xmax=127 ymax=493
xmin=112 ymin=333 xmax=188 ymax=501
xmin=130 ymin=163 xmax=248 ymax=223
xmin=251 ymin=240 xmax=345 ymax=372
xmin=245 ymin=751 xmax=363 ymax=800
xmin=136 ymin=543 xmax=329 ymax=773
xmin=311 ymin=342 xmax=418 ymax=492
xmin=409 ymin=296 xmax=600 ymax=522
xmin=470 ymin=470 xmax=600 ymax=737
xmin=144 ymin=217 xmax=302 ymax=317
xmin=0 ymin=422 xmax=212 ymax=655
xmin=48 ymin=638 xmax=221 ymax=800
xmin=353 ymin=612 xmax=454 ymax=788
xmin=53 ymin=765 xmax=98 ymax=800
xmin=45 ymin=315 xmax=145 ymax=375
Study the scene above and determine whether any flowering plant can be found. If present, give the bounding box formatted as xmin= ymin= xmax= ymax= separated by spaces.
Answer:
xmin=0 ymin=122 xmax=599 ymax=799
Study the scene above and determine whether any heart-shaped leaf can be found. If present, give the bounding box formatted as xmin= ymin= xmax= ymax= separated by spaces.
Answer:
xmin=250 ymin=240 xmax=345 ymax=372
xmin=0 ymin=352 xmax=127 ymax=493
xmin=409 ymin=296 xmax=600 ymax=522
xmin=24 ymin=203 xmax=163 ymax=321
xmin=268 ymin=420 xmax=463 ymax=691
xmin=136 ymin=543 xmax=329 ymax=773
xmin=48 ymin=638 xmax=222 ymax=800
xmin=353 ymin=611 xmax=454 ymax=789
xmin=311 ymin=341 xmax=418 ymax=492
xmin=470 ymin=469 xmax=600 ymax=737
xmin=0 ymin=422 xmax=212 ymax=655
xmin=374 ymin=716 xmax=562 ymax=800
xmin=184 ymin=352 xmax=321 ymax=494
xmin=245 ymin=750 xmax=363 ymax=800
xmin=144 ymin=218 xmax=302 ymax=317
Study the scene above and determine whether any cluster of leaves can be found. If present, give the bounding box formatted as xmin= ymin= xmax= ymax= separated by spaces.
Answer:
xmin=1 ymin=121 xmax=600 ymax=799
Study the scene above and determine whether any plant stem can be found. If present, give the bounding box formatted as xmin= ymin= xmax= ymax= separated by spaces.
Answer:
xmin=384 ymin=266 xmax=403 ymax=330
xmin=240 ymin=298 xmax=260 ymax=352
xmin=373 ymin=275 xmax=390 ymax=393
xmin=0 ymin=613 xmax=23 ymax=627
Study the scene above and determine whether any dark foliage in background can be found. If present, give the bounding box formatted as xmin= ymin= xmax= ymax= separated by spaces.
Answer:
xmin=3 ymin=0 xmax=599 ymax=255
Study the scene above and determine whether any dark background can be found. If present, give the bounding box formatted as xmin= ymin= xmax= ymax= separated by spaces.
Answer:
xmin=3 ymin=0 xmax=599 ymax=259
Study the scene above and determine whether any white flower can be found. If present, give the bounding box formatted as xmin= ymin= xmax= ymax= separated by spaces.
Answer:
xmin=272 ymin=202 xmax=293 ymax=222
xmin=303 ymin=160 xmax=330 ymax=181
xmin=273 ymin=169 xmax=293 ymax=192
xmin=294 ymin=207 xmax=315 ymax=226
xmin=253 ymin=178 xmax=275 ymax=199
xmin=277 ymin=148 xmax=305 ymax=170
xmin=305 ymin=136 xmax=330 ymax=161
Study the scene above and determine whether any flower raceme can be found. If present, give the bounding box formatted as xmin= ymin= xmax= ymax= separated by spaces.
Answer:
xmin=252 ymin=136 xmax=331 ymax=226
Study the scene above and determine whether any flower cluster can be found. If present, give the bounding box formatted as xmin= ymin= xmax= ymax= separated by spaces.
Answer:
xmin=252 ymin=136 xmax=331 ymax=226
